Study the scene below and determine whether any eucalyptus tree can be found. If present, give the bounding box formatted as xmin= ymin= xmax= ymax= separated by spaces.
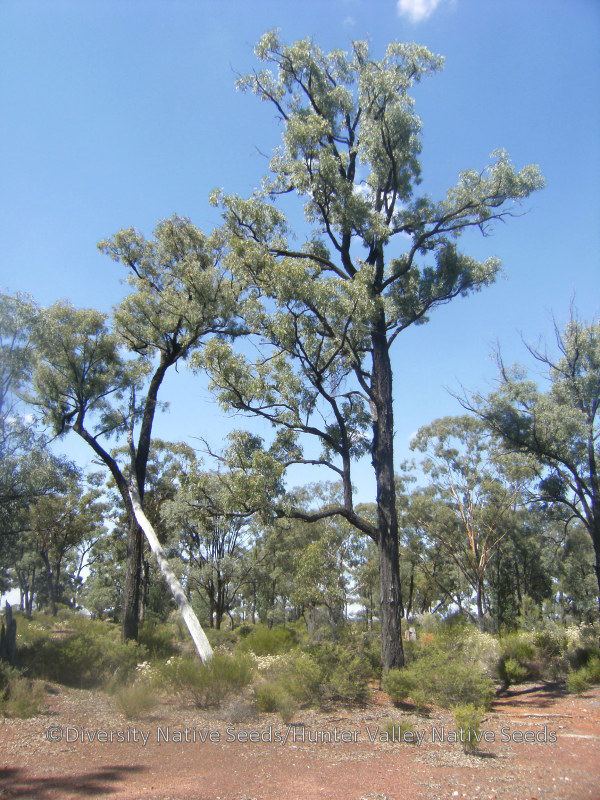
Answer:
xmin=469 ymin=319 xmax=600 ymax=611
xmin=26 ymin=472 xmax=105 ymax=615
xmin=163 ymin=467 xmax=256 ymax=629
xmin=0 ymin=293 xmax=74 ymax=596
xmin=201 ymin=32 xmax=543 ymax=667
xmin=411 ymin=415 xmax=534 ymax=626
xmin=30 ymin=215 xmax=241 ymax=654
xmin=0 ymin=293 xmax=35 ymax=555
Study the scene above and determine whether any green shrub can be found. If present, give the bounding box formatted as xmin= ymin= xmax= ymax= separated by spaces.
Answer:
xmin=384 ymin=654 xmax=494 ymax=710
xmin=454 ymin=704 xmax=484 ymax=752
xmin=159 ymin=651 xmax=253 ymax=708
xmin=386 ymin=719 xmax=417 ymax=743
xmin=586 ymin=655 xmax=600 ymax=684
xmin=500 ymin=632 xmax=536 ymax=663
xmin=304 ymin=642 xmax=370 ymax=705
xmin=205 ymin=628 xmax=239 ymax=651
xmin=566 ymin=668 xmax=591 ymax=694
xmin=533 ymin=628 xmax=567 ymax=660
xmin=0 ymin=661 xmax=19 ymax=692
xmin=276 ymin=652 xmax=323 ymax=706
xmin=0 ymin=676 xmax=45 ymax=718
xmin=498 ymin=632 xmax=537 ymax=685
xmin=501 ymin=657 xmax=529 ymax=686
xmin=382 ymin=669 xmax=414 ymax=703
xmin=17 ymin=615 xmax=146 ymax=687
xmin=238 ymin=625 xmax=297 ymax=656
xmin=114 ymin=682 xmax=158 ymax=719
xmin=137 ymin=622 xmax=178 ymax=659
xmin=254 ymin=682 xmax=297 ymax=722
xmin=326 ymin=658 xmax=370 ymax=704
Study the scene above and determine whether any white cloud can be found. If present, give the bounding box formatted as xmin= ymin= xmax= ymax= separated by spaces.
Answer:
xmin=397 ymin=0 xmax=442 ymax=23
xmin=342 ymin=15 xmax=356 ymax=28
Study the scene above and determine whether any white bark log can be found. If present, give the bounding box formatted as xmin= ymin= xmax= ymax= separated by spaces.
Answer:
xmin=128 ymin=487 xmax=213 ymax=663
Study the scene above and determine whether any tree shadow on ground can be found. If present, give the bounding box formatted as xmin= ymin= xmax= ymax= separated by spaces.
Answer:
xmin=494 ymin=681 xmax=567 ymax=710
xmin=0 ymin=765 xmax=145 ymax=798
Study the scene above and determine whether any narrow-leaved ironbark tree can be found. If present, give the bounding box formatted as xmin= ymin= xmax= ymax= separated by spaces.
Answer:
xmin=201 ymin=33 xmax=543 ymax=668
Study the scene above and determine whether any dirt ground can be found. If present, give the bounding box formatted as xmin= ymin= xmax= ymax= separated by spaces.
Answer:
xmin=1 ymin=682 xmax=599 ymax=800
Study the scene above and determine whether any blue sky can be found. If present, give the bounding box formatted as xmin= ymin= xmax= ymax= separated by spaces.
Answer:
xmin=1 ymin=0 xmax=598 ymax=501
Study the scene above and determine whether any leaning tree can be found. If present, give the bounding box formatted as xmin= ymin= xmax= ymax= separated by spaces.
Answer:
xmin=30 ymin=216 xmax=242 ymax=656
xmin=200 ymin=32 xmax=544 ymax=668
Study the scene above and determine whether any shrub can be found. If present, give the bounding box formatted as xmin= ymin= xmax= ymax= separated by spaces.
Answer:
xmin=17 ymin=615 xmax=145 ymax=687
xmin=454 ymin=704 xmax=484 ymax=752
xmin=501 ymin=657 xmax=529 ymax=686
xmin=586 ymin=655 xmax=600 ymax=684
xmin=304 ymin=642 xmax=370 ymax=705
xmin=159 ymin=651 xmax=253 ymax=708
xmin=254 ymin=682 xmax=297 ymax=722
xmin=384 ymin=654 xmax=494 ymax=710
xmin=566 ymin=668 xmax=591 ymax=694
xmin=326 ymin=658 xmax=370 ymax=704
xmin=205 ymin=628 xmax=239 ymax=651
xmin=386 ymin=719 xmax=417 ymax=743
xmin=238 ymin=625 xmax=297 ymax=656
xmin=137 ymin=622 xmax=178 ymax=659
xmin=0 ymin=661 xmax=19 ymax=692
xmin=382 ymin=669 xmax=414 ymax=703
xmin=276 ymin=652 xmax=323 ymax=706
xmin=0 ymin=676 xmax=45 ymax=718
xmin=498 ymin=632 xmax=537 ymax=685
xmin=114 ymin=681 xmax=158 ymax=719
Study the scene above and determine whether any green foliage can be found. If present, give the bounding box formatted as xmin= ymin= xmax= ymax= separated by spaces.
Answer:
xmin=114 ymin=681 xmax=159 ymax=719
xmin=305 ymin=642 xmax=371 ymax=704
xmin=205 ymin=628 xmax=240 ymax=651
xmin=472 ymin=320 xmax=600 ymax=603
xmin=238 ymin=624 xmax=297 ymax=656
xmin=498 ymin=632 xmax=537 ymax=685
xmin=254 ymin=682 xmax=298 ymax=722
xmin=137 ymin=622 xmax=179 ymax=659
xmin=273 ymin=651 xmax=323 ymax=706
xmin=501 ymin=658 xmax=529 ymax=686
xmin=385 ymin=719 xmax=417 ymax=743
xmin=566 ymin=668 xmax=592 ymax=694
xmin=0 ymin=676 xmax=45 ymax=718
xmin=17 ymin=613 xmax=145 ymax=687
xmin=0 ymin=661 xmax=19 ymax=692
xmin=382 ymin=669 xmax=414 ymax=703
xmin=384 ymin=627 xmax=495 ymax=710
xmin=159 ymin=652 xmax=253 ymax=708
xmin=586 ymin=656 xmax=600 ymax=684
xmin=453 ymin=704 xmax=484 ymax=752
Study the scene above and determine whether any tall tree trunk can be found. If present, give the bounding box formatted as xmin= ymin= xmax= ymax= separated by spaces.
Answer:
xmin=122 ymin=517 xmax=143 ymax=641
xmin=371 ymin=316 xmax=404 ymax=670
